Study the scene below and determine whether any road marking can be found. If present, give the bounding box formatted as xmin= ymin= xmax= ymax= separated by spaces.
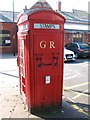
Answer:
xmin=64 ymin=88 xmax=90 ymax=97
xmin=71 ymin=104 xmax=89 ymax=116
xmin=65 ymin=96 xmax=89 ymax=117
xmin=66 ymin=96 xmax=75 ymax=103
xmin=64 ymin=73 xmax=81 ymax=80
xmin=72 ymin=89 xmax=88 ymax=100
xmin=65 ymin=82 xmax=90 ymax=90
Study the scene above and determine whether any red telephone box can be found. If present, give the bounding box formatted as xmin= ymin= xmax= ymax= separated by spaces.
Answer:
xmin=17 ymin=8 xmax=65 ymax=112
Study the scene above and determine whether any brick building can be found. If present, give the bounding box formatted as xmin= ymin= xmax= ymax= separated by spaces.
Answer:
xmin=0 ymin=11 xmax=19 ymax=54
xmin=61 ymin=9 xmax=90 ymax=45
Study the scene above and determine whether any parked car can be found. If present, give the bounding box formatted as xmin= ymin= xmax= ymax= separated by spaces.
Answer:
xmin=65 ymin=42 xmax=90 ymax=58
xmin=64 ymin=48 xmax=76 ymax=61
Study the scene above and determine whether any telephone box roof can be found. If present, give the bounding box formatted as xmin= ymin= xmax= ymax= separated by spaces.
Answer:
xmin=17 ymin=0 xmax=65 ymax=23
xmin=30 ymin=0 xmax=53 ymax=10
xmin=17 ymin=0 xmax=53 ymax=21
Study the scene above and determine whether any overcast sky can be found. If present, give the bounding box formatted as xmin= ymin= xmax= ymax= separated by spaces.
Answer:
xmin=0 ymin=0 xmax=90 ymax=12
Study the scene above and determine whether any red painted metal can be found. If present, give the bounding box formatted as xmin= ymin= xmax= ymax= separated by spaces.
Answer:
xmin=17 ymin=9 xmax=65 ymax=112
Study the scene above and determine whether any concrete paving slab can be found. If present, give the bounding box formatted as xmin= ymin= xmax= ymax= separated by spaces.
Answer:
xmin=0 ymin=106 xmax=13 ymax=118
xmin=1 ymin=99 xmax=17 ymax=107
xmin=10 ymin=111 xmax=29 ymax=118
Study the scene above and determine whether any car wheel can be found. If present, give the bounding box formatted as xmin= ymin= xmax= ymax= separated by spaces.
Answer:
xmin=75 ymin=53 xmax=78 ymax=58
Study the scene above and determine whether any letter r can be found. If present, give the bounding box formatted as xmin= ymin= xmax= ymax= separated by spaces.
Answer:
xmin=50 ymin=41 xmax=55 ymax=48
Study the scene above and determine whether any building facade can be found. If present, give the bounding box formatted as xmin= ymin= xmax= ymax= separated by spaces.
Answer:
xmin=0 ymin=10 xmax=18 ymax=54
xmin=61 ymin=9 xmax=90 ymax=45
xmin=0 ymin=22 xmax=17 ymax=53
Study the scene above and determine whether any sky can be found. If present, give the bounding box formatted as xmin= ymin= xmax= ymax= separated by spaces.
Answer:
xmin=0 ymin=0 xmax=90 ymax=12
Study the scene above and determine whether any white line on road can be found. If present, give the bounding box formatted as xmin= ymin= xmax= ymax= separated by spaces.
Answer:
xmin=64 ymin=73 xmax=81 ymax=80
xmin=65 ymin=82 xmax=90 ymax=89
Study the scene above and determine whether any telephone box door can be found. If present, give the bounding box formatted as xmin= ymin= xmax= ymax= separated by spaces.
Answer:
xmin=33 ymin=33 xmax=63 ymax=108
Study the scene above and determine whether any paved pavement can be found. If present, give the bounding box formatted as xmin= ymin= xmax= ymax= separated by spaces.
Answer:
xmin=0 ymin=53 xmax=90 ymax=119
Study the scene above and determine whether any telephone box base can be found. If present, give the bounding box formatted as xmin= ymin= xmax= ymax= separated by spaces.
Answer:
xmin=31 ymin=103 xmax=62 ymax=114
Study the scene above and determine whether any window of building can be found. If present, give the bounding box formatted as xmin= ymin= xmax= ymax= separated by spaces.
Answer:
xmin=0 ymin=30 xmax=11 ymax=46
xmin=73 ymin=33 xmax=83 ymax=43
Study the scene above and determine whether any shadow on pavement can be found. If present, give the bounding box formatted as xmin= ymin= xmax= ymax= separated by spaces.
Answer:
xmin=64 ymin=58 xmax=90 ymax=64
xmin=30 ymin=101 xmax=90 ymax=119
xmin=0 ymin=53 xmax=17 ymax=59
xmin=67 ymin=101 xmax=90 ymax=119
xmin=0 ymin=71 xmax=19 ymax=78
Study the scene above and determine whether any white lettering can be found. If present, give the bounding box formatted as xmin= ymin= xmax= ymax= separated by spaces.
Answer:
xmin=34 ymin=23 xmax=60 ymax=29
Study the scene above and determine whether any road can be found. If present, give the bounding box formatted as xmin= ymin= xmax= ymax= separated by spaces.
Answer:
xmin=63 ymin=58 xmax=90 ymax=116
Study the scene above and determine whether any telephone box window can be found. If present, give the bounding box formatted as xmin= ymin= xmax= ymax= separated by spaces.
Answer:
xmin=20 ymin=40 xmax=25 ymax=77
xmin=0 ymin=30 xmax=10 ymax=46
